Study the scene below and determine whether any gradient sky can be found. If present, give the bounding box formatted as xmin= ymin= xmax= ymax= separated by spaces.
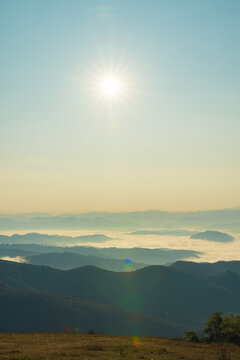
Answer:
xmin=0 ymin=0 xmax=240 ymax=213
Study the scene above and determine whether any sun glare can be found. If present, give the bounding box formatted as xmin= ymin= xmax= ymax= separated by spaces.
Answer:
xmin=100 ymin=76 xmax=120 ymax=97
xmin=83 ymin=57 xmax=136 ymax=107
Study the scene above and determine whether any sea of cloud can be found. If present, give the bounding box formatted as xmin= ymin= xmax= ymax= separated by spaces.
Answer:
xmin=0 ymin=228 xmax=240 ymax=263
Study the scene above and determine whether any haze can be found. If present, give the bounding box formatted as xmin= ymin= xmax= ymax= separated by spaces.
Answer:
xmin=1 ymin=0 xmax=240 ymax=213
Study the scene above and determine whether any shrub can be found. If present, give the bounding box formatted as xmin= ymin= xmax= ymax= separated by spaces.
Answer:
xmin=182 ymin=330 xmax=198 ymax=343
xmin=221 ymin=313 xmax=240 ymax=345
xmin=204 ymin=312 xmax=240 ymax=345
xmin=204 ymin=312 xmax=223 ymax=343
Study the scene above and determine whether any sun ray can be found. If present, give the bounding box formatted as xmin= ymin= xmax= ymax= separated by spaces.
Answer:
xmin=100 ymin=76 xmax=120 ymax=97
xmin=78 ymin=53 xmax=138 ymax=110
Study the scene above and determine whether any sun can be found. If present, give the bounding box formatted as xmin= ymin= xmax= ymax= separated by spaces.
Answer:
xmin=82 ymin=58 xmax=136 ymax=107
xmin=100 ymin=76 xmax=120 ymax=97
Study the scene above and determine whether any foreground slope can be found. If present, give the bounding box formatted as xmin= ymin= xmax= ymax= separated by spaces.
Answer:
xmin=0 ymin=333 xmax=240 ymax=360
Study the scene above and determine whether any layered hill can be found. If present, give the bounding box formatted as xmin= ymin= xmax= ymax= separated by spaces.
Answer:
xmin=171 ymin=260 xmax=240 ymax=276
xmin=0 ymin=233 xmax=112 ymax=245
xmin=27 ymin=252 xmax=146 ymax=271
xmin=0 ymin=208 xmax=240 ymax=231
xmin=0 ymin=265 xmax=189 ymax=336
xmin=190 ymin=230 xmax=234 ymax=242
xmin=0 ymin=242 xmax=200 ymax=267
xmin=0 ymin=285 xmax=188 ymax=335
xmin=0 ymin=260 xmax=240 ymax=335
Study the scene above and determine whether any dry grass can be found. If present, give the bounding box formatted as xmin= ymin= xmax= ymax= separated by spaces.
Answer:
xmin=0 ymin=333 xmax=239 ymax=360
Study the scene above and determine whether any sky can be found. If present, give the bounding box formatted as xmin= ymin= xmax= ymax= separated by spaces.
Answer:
xmin=0 ymin=0 xmax=240 ymax=214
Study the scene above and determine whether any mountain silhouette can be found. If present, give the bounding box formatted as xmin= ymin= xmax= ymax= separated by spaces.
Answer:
xmin=27 ymin=252 xmax=146 ymax=271
xmin=190 ymin=230 xmax=234 ymax=242
xmin=0 ymin=260 xmax=239 ymax=334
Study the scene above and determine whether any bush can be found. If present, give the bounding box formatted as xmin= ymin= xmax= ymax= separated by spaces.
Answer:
xmin=204 ymin=312 xmax=240 ymax=345
xmin=182 ymin=330 xmax=198 ymax=343
xmin=221 ymin=313 xmax=240 ymax=344
xmin=204 ymin=312 xmax=223 ymax=343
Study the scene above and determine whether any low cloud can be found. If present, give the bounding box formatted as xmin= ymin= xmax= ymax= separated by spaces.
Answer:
xmin=0 ymin=256 xmax=28 ymax=263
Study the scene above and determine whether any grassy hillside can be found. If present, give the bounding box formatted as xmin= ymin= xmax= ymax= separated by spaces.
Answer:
xmin=0 ymin=333 xmax=240 ymax=360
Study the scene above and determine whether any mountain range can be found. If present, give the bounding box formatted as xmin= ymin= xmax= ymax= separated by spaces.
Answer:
xmin=0 ymin=259 xmax=240 ymax=336
xmin=190 ymin=230 xmax=234 ymax=242
xmin=0 ymin=208 xmax=240 ymax=231
xmin=0 ymin=241 xmax=200 ymax=268
xmin=0 ymin=233 xmax=112 ymax=245
xmin=27 ymin=252 xmax=145 ymax=271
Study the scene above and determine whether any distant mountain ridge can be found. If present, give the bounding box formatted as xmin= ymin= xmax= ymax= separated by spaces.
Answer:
xmin=190 ymin=230 xmax=234 ymax=242
xmin=0 ymin=242 xmax=200 ymax=267
xmin=27 ymin=252 xmax=146 ymax=271
xmin=0 ymin=208 xmax=240 ymax=231
xmin=171 ymin=260 xmax=240 ymax=276
xmin=0 ymin=233 xmax=112 ymax=245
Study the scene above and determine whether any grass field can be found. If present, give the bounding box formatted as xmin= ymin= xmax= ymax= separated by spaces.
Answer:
xmin=0 ymin=334 xmax=240 ymax=360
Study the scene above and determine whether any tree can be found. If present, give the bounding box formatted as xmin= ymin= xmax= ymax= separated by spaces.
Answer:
xmin=204 ymin=312 xmax=223 ymax=342
xmin=182 ymin=330 xmax=198 ymax=343
xmin=221 ymin=313 xmax=240 ymax=344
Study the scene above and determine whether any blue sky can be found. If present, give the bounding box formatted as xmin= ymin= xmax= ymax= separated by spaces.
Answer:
xmin=0 ymin=0 xmax=240 ymax=213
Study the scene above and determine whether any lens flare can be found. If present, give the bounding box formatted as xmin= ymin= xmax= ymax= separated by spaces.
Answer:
xmin=124 ymin=258 xmax=133 ymax=272
xmin=133 ymin=335 xmax=141 ymax=348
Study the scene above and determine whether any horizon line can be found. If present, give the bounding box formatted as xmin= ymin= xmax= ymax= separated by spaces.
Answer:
xmin=0 ymin=206 xmax=240 ymax=216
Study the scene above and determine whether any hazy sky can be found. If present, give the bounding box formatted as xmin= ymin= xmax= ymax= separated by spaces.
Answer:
xmin=1 ymin=0 xmax=240 ymax=213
